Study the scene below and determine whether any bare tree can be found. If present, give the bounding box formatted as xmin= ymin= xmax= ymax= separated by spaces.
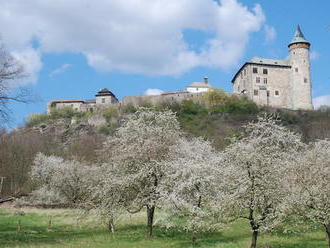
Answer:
xmin=0 ymin=41 xmax=32 ymax=124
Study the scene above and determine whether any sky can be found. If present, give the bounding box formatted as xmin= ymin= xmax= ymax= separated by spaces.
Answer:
xmin=0 ymin=0 xmax=329 ymax=128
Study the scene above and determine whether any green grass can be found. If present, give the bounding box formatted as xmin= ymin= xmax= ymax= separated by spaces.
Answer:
xmin=0 ymin=207 xmax=328 ymax=248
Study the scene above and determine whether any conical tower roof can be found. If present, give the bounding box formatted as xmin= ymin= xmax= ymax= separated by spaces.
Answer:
xmin=289 ymin=25 xmax=310 ymax=47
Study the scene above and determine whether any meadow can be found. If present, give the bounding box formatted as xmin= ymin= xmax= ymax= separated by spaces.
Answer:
xmin=0 ymin=207 xmax=327 ymax=248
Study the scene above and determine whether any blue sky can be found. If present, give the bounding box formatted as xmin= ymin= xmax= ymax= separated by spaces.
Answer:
xmin=1 ymin=0 xmax=329 ymax=128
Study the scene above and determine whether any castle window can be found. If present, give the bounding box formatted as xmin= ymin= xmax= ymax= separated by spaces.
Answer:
xmin=295 ymin=68 xmax=298 ymax=72
xmin=263 ymin=78 xmax=268 ymax=84
xmin=254 ymin=90 xmax=258 ymax=96
xmin=267 ymin=91 xmax=270 ymax=97
xmin=275 ymin=90 xmax=279 ymax=96
xmin=263 ymin=69 xmax=268 ymax=75
xmin=102 ymin=98 xmax=105 ymax=103
xmin=304 ymin=78 xmax=308 ymax=83
xmin=253 ymin=67 xmax=258 ymax=73
xmin=256 ymin=77 xmax=260 ymax=83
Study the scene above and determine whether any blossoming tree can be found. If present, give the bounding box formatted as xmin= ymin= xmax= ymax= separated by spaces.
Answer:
xmin=286 ymin=140 xmax=330 ymax=247
xmin=161 ymin=137 xmax=222 ymax=243
xmin=102 ymin=108 xmax=181 ymax=236
xmin=220 ymin=116 xmax=304 ymax=248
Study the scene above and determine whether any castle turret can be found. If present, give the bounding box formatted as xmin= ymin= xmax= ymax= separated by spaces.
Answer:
xmin=288 ymin=25 xmax=313 ymax=110
xmin=95 ymin=88 xmax=118 ymax=105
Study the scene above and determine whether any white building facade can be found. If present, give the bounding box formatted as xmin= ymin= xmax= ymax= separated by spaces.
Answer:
xmin=47 ymin=88 xmax=118 ymax=113
xmin=232 ymin=25 xmax=313 ymax=110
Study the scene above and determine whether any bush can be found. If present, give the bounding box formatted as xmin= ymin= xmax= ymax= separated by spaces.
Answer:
xmin=49 ymin=106 xmax=85 ymax=120
xmin=102 ymin=106 xmax=119 ymax=123
xmin=121 ymin=103 xmax=137 ymax=114
xmin=210 ymin=95 xmax=258 ymax=115
xmin=26 ymin=113 xmax=49 ymax=127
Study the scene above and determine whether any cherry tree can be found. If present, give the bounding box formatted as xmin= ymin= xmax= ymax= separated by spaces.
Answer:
xmin=30 ymin=153 xmax=99 ymax=207
xmin=220 ymin=116 xmax=304 ymax=248
xmin=161 ymin=137 xmax=222 ymax=244
xmin=102 ymin=108 xmax=181 ymax=236
xmin=29 ymin=153 xmax=123 ymax=232
xmin=286 ymin=140 xmax=330 ymax=247
xmin=82 ymin=164 xmax=125 ymax=233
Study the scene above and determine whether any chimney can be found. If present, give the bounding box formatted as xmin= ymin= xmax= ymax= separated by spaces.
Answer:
xmin=204 ymin=77 xmax=209 ymax=84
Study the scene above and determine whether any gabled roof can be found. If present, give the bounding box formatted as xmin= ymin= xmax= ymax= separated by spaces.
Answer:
xmin=289 ymin=25 xmax=310 ymax=47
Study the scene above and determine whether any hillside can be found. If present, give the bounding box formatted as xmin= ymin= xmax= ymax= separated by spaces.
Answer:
xmin=1 ymin=96 xmax=330 ymax=198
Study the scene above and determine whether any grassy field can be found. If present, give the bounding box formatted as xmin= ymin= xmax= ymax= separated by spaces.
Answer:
xmin=0 ymin=207 xmax=328 ymax=248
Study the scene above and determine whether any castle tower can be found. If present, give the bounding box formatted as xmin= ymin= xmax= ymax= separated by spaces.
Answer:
xmin=288 ymin=25 xmax=313 ymax=110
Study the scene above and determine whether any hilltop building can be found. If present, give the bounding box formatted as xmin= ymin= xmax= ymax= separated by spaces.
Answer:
xmin=232 ymin=25 xmax=313 ymax=110
xmin=47 ymin=78 xmax=214 ymax=113
xmin=122 ymin=77 xmax=213 ymax=106
xmin=47 ymin=88 xmax=118 ymax=113
xmin=47 ymin=25 xmax=314 ymax=113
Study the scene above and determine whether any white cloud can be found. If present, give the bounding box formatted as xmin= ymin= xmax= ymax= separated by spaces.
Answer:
xmin=0 ymin=0 xmax=265 ymax=82
xmin=264 ymin=24 xmax=276 ymax=43
xmin=49 ymin=64 xmax=72 ymax=78
xmin=310 ymin=51 xmax=320 ymax=61
xmin=10 ymin=47 xmax=42 ymax=87
xmin=143 ymin=89 xmax=165 ymax=96
xmin=313 ymin=95 xmax=330 ymax=109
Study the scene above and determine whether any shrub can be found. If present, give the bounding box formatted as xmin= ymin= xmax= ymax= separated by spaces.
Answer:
xmin=102 ymin=106 xmax=119 ymax=123
xmin=49 ymin=106 xmax=85 ymax=120
xmin=121 ymin=103 xmax=137 ymax=114
xmin=26 ymin=113 xmax=49 ymax=127
xmin=210 ymin=95 xmax=258 ymax=115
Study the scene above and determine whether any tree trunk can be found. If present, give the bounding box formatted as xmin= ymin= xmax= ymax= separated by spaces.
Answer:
xmin=192 ymin=231 xmax=197 ymax=245
xmin=324 ymin=224 xmax=330 ymax=248
xmin=250 ymin=230 xmax=258 ymax=248
xmin=108 ymin=218 xmax=115 ymax=233
xmin=147 ymin=205 xmax=155 ymax=237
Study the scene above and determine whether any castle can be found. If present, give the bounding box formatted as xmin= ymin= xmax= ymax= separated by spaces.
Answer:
xmin=232 ymin=25 xmax=313 ymax=110
xmin=47 ymin=78 xmax=213 ymax=113
xmin=47 ymin=25 xmax=314 ymax=113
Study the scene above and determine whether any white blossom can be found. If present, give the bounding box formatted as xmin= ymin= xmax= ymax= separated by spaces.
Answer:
xmin=160 ymin=137 xmax=223 ymax=243
xmin=286 ymin=139 xmax=330 ymax=247
xmin=102 ymin=108 xmax=182 ymax=236
xmin=219 ymin=116 xmax=304 ymax=248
